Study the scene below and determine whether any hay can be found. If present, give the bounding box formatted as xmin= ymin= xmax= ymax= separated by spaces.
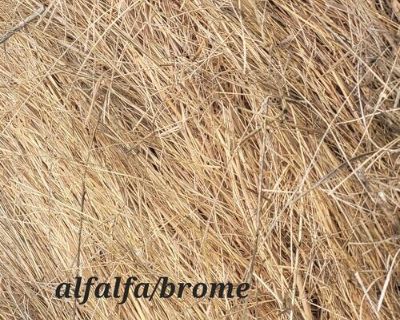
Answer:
xmin=0 ymin=0 xmax=399 ymax=319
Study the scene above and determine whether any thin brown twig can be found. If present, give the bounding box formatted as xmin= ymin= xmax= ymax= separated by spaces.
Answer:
xmin=0 ymin=4 xmax=45 ymax=45
xmin=73 ymin=115 xmax=102 ymax=320
xmin=242 ymin=99 xmax=269 ymax=320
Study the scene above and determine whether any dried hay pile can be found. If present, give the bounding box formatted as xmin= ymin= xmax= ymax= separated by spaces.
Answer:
xmin=0 ymin=0 xmax=399 ymax=319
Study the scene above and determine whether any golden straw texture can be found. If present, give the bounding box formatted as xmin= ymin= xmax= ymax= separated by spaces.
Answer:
xmin=0 ymin=0 xmax=399 ymax=319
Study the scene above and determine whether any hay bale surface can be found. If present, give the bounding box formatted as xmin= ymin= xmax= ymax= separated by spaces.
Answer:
xmin=0 ymin=0 xmax=399 ymax=319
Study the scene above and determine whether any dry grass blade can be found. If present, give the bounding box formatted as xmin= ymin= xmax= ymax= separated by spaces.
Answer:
xmin=0 ymin=0 xmax=399 ymax=319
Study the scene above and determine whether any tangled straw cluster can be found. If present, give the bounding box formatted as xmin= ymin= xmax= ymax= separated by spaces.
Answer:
xmin=0 ymin=0 xmax=399 ymax=319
